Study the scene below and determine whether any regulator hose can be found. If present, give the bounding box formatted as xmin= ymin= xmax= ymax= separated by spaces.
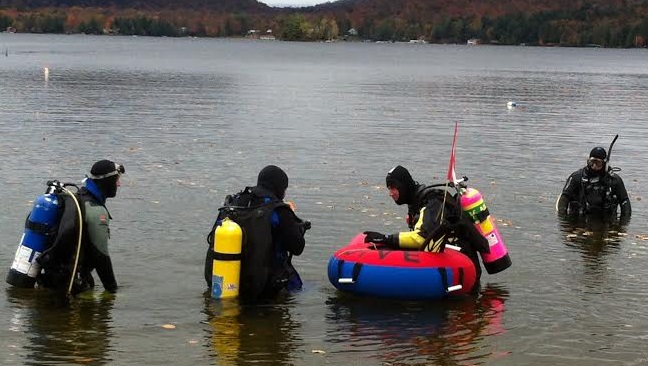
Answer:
xmin=62 ymin=185 xmax=83 ymax=296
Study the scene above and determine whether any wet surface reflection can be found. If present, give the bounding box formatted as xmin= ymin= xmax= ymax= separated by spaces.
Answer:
xmin=201 ymin=292 xmax=302 ymax=366
xmin=5 ymin=287 xmax=115 ymax=365
xmin=324 ymin=285 xmax=510 ymax=365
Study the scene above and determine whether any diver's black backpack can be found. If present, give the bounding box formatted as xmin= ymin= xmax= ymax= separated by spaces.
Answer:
xmin=412 ymin=185 xmax=462 ymax=225
xmin=205 ymin=187 xmax=287 ymax=302
xmin=416 ymin=184 xmax=488 ymax=253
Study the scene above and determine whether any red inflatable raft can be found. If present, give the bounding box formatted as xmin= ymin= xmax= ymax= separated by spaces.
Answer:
xmin=327 ymin=233 xmax=478 ymax=300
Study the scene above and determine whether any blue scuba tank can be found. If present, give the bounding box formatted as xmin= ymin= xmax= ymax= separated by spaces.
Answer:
xmin=6 ymin=183 xmax=64 ymax=288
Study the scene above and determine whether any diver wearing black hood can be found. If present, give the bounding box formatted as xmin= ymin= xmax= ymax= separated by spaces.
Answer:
xmin=251 ymin=164 xmax=290 ymax=200
xmin=363 ymin=166 xmax=489 ymax=289
xmin=366 ymin=165 xmax=487 ymax=249
xmin=37 ymin=159 xmax=125 ymax=295
xmin=204 ymin=165 xmax=310 ymax=302
xmin=557 ymin=146 xmax=631 ymax=218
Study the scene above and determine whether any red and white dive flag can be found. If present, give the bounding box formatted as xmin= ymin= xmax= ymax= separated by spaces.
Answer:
xmin=447 ymin=122 xmax=459 ymax=184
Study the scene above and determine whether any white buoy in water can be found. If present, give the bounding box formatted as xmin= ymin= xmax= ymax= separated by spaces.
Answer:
xmin=44 ymin=67 xmax=49 ymax=81
xmin=507 ymin=101 xmax=517 ymax=109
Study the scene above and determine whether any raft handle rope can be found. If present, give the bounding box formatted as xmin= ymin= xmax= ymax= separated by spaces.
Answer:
xmin=47 ymin=180 xmax=83 ymax=296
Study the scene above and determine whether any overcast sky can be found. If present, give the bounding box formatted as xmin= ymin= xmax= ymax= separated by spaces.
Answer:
xmin=262 ymin=0 xmax=328 ymax=7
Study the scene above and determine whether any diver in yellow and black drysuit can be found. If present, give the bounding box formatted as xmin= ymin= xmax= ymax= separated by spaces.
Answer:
xmin=363 ymin=165 xmax=488 ymax=287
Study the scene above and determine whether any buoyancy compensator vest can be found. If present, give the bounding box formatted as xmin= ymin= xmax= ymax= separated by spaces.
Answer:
xmin=407 ymin=184 xmax=458 ymax=230
xmin=580 ymin=170 xmax=616 ymax=215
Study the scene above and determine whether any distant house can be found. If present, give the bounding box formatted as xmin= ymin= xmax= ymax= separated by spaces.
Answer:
xmin=342 ymin=28 xmax=360 ymax=41
xmin=259 ymin=29 xmax=275 ymax=41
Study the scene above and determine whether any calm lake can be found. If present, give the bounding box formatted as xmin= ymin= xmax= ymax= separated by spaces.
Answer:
xmin=1 ymin=34 xmax=647 ymax=365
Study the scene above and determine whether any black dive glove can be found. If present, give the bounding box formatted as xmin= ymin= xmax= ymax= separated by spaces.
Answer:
xmin=298 ymin=220 xmax=312 ymax=235
xmin=363 ymin=231 xmax=397 ymax=247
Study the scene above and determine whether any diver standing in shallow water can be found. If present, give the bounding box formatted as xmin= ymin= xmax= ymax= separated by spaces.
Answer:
xmin=362 ymin=165 xmax=488 ymax=289
xmin=557 ymin=145 xmax=631 ymax=220
xmin=37 ymin=160 xmax=125 ymax=296
xmin=205 ymin=165 xmax=310 ymax=302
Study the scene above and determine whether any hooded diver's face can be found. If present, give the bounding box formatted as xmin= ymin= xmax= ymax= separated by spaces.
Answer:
xmin=588 ymin=157 xmax=605 ymax=172
xmin=388 ymin=186 xmax=400 ymax=203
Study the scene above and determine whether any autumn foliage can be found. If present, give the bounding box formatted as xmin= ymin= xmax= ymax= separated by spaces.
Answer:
xmin=1 ymin=0 xmax=648 ymax=47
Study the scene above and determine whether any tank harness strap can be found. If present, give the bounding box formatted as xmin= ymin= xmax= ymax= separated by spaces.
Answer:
xmin=213 ymin=252 xmax=242 ymax=261
xmin=438 ymin=267 xmax=449 ymax=291
xmin=475 ymin=208 xmax=490 ymax=222
xmin=25 ymin=218 xmax=55 ymax=236
xmin=578 ymin=168 xmax=588 ymax=206
xmin=352 ymin=262 xmax=363 ymax=282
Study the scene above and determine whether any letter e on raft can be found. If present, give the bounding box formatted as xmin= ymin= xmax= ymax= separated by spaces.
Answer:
xmin=403 ymin=251 xmax=420 ymax=263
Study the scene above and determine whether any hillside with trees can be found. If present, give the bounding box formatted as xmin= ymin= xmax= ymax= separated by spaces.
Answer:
xmin=1 ymin=0 xmax=648 ymax=47
xmin=0 ymin=0 xmax=270 ymax=12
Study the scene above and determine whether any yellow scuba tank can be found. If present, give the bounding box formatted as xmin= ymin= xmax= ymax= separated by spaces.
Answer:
xmin=211 ymin=218 xmax=243 ymax=299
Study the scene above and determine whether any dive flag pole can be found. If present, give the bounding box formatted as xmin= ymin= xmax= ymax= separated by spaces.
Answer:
xmin=440 ymin=121 xmax=460 ymax=222
xmin=447 ymin=121 xmax=459 ymax=185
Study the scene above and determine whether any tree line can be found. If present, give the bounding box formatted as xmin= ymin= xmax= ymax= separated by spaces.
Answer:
xmin=1 ymin=2 xmax=648 ymax=47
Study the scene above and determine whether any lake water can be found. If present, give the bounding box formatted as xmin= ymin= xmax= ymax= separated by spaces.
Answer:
xmin=1 ymin=34 xmax=648 ymax=365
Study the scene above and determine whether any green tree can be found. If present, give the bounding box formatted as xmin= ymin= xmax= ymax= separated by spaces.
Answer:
xmin=590 ymin=22 xmax=610 ymax=46
xmin=638 ymin=19 xmax=648 ymax=40
xmin=78 ymin=17 xmax=103 ymax=35
xmin=538 ymin=21 xmax=561 ymax=44
xmin=449 ymin=18 xmax=465 ymax=42
xmin=280 ymin=14 xmax=308 ymax=41
xmin=149 ymin=19 xmax=178 ymax=36
xmin=38 ymin=15 xmax=65 ymax=33
xmin=337 ymin=16 xmax=351 ymax=35
xmin=222 ymin=17 xmax=233 ymax=37
xmin=234 ymin=13 xmax=249 ymax=36
xmin=374 ymin=19 xmax=395 ymax=41
xmin=112 ymin=17 xmax=135 ymax=35
xmin=431 ymin=16 xmax=451 ymax=42
xmin=358 ymin=17 xmax=374 ymax=40
xmin=0 ymin=13 xmax=13 ymax=30
xmin=464 ymin=16 xmax=483 ymax=40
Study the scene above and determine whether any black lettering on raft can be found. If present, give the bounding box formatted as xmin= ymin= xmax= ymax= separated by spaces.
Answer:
xmin=378 ymin=250 xmax=394 ymax=260
xmin=403 ymin=251 xmax=420 ymax=263
xmin=342 ymin=249 xmax=421 ymax=263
